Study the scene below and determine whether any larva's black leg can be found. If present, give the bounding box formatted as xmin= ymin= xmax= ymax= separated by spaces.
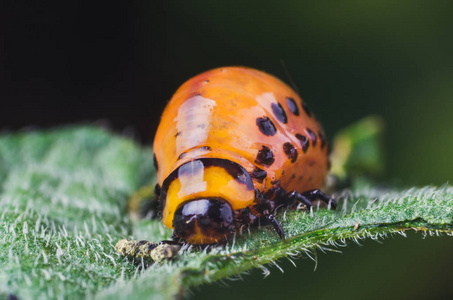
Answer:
xmin=302 ymin=189 xmax=337 ymax=209
xmin=285 ymin=190 xmax=313 ymax=209
xmin=267 ymin=214 xmax=285 ymax=239
xmin=250 ymin=189 xmax=287 ymax=240
xmin=236 ymin=207 xmax=257 ymax=227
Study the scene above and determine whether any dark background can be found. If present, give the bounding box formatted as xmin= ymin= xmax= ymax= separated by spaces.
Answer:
xmin=1 ymin=1 xmax=453 ymax=299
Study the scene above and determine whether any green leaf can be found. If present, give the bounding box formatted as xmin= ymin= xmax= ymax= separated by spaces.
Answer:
xmin=329 ymin=115 xmax=385 ymax=180
xmin=0 ymin=125 xmax=452 ymax=300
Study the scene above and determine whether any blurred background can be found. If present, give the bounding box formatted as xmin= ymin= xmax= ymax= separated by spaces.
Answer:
xmin=1 ymin=1 xmax=452 ymax=299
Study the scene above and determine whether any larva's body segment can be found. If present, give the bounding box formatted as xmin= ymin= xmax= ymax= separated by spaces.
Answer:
xmin=154 ymin=66 xmax=331 ymax=245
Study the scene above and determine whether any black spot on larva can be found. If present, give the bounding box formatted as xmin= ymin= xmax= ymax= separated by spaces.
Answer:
xmin=175 ymin=131 xmax=182 ymax=137
xmin=271 ymin=179 xmax=281 ymax=186
xmin=250 ymin=167 xmax=267 ymax=183
xmin=306 ymin=128 xmax=317 ymax=147
xmin=283 ymin=142 xmax=298 ymax=163
xmin=178 ymin=152 xmax=187 ymax=160
xmin=256 ymin=116 xmax=277 ymax=136
xmin=204 ymin=80 xmax=209 ymax=83
xmin=318 ymin=131 xmax=326 ymax=149
xmin=255 ymin=145 xmax=275 ymax=166
xmin=296 ymin=134 xmax=309 ymax=153
xmin=302 ymin=102 xmax=312 ymax=117
xmin=200 ymin=146 xmax=212 ymax=151
xmin=286 ymin=97 xmax=299 ymax=116
xmin=271 ymin=102 xmax=287 ymax=124
xmin=153 ymin=154 xmax=158 ymax=171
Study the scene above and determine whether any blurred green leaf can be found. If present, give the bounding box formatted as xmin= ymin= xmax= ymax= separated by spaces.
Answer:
xmin=0 ymin=124 xmax=451 ymax=300
xmin=329 ymin=115 xmax=385 ymax=180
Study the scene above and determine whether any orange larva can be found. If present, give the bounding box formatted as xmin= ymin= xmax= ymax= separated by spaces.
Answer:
xmin=153 ymin=66 xmax=335 ymax=245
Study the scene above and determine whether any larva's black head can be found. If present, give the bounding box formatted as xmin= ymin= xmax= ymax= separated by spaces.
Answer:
xmin=173 ymin=198 xmax=235 ymax=245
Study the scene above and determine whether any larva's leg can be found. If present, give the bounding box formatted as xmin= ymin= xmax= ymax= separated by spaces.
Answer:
xmin=236 ymin=207 xmax=257 ymax=227
xmin=284 ymin=190 xmax=336 ymax=210
xmin=301 ymin=189 xmax=337 ymax=209
xmin=237 ymin=207 xmax=285 ymax=239
xmin=248 ymin=189 xmax=286 ymax=240
xmin=284 ymin=190 xmax=313 ymax=208
xmin=267 ymin=214 xmax=285 ymax=239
